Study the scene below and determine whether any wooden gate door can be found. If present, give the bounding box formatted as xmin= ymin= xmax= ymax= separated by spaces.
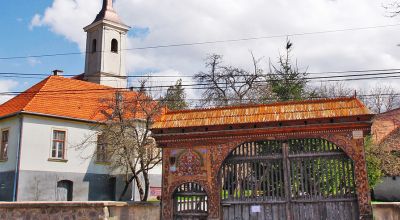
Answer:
xmin=173 ymin=182 xmax=208 ymax=220
xmin=220 ymin=139 xmax=359 ymax=220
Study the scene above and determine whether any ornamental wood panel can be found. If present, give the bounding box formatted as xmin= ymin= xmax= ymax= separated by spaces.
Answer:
xmin=219 ymin=139 xmax=358 ymax=220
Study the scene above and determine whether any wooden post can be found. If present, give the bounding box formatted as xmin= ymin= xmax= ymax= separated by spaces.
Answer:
xmin=282 ymin=141 xmax=292 ymax=220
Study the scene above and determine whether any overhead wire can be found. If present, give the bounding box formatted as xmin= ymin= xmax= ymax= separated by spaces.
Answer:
xmin=1 ymin=68 xmax=400 ymax=86
xmin=2 ymin=67 xmax=400 ymax=78
xmin=0 ymin=23 xmax=399 ymax=60
xmin=0 ymin=72 xmax=400 ymax=95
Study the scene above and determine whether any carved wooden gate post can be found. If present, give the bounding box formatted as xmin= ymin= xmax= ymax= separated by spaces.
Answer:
xmin=354 ymin=138 xmax=373 ymax=220
xmin=323 ymin=133 xmax=373 ymax=220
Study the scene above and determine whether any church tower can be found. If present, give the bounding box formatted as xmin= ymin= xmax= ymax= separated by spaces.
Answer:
xmin=83 ymin=0 xmax=130 ymax=88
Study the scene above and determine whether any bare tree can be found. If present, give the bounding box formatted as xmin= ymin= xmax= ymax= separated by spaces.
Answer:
xmin=312 ymin=82 xmax=354 ymax=98
xmin=194 ymin=53 xmax=266 ymax=106
xmin=359 ymin=84 xmax=400 ymax=113
xmin=383 ymin=1 xmax=400 ymax=17
xmin=78 ymin=80 xmax=163 ymax=201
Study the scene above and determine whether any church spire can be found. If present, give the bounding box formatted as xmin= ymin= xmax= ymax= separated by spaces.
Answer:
xmin=91 ymin=0 xmax=127 ymax=26
xmin=83 ymin=0 xmax=129 ymax=88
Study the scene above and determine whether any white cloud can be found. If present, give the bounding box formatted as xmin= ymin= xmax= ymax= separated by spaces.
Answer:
xmin=30 ymin=0 xmax=400 ymax=94
xmin=0 ymin=80 xmax=19 ymax=104
xmin=29 ymin=14 xmax=42 ymax=30
xmin=27 ymin=57 xmax=41 ymax=67
xmin=30 ymin=0 xmax=101 ymax=50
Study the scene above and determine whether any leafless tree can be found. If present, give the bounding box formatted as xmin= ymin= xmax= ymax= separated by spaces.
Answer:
xmin=383 ymin=1 xmax=400 ymax=17
xmin=194 ymin=53 xmax=267 ymax=106
xmin=77 ymin=80 xmax=163 ymax=201
xmin=359 ymin=84 xmax=400 ymax=113
xmin=312 ymin=82 xmax=354 ymax=98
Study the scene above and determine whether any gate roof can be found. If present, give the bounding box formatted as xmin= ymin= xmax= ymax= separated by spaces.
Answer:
xmin=153 ymin=97 xmax=372 ymax=129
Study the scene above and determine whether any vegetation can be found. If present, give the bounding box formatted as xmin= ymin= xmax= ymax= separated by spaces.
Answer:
xmin=267 ymin=39 xmax=308 ymax=101
xmin=193 ymin=53 xmax=265 ymax=106
xmin=192 ymin=39 xmax=400 ymax=111
xmin=162 ymin=79 xmax=188 ymax=110
xmin=364 ymin=136 xmax=384 ymax=189
xmin=79 ymin=80 xmax=163 ymax=201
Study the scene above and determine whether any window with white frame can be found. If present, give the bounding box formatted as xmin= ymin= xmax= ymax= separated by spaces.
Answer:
xmin=51 ymin=130 xmax=66 ymax=159
xmin=0 ymin=130 xmax=9 ymax=160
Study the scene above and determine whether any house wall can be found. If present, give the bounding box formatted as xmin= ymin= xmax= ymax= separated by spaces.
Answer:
xmin=19 ymin=115 xmax=107 ymax=174
xmin=16 ymin=115 xmax=112 ymax=201
xmin=0 ymin=116 xmax=21 ymax=201
xmin=372 ymin=109 xmax=400 ymax=202
xmin=14 ymin=115 xmax=161 ymax=201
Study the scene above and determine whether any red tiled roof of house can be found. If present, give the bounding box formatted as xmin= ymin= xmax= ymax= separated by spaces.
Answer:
xmin=372 ymin=107 xmax=400 ymax=144
xmin=0 ymin=75 xmax=140 ymax=122
xmin=153 ymin=97 xmax=372 ymax=129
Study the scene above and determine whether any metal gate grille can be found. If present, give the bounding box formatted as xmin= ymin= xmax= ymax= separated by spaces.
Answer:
xmin=173 ymin=182 xmax=208 ymax=220
xmin=220 ymin=139 xmax=358 ymax=220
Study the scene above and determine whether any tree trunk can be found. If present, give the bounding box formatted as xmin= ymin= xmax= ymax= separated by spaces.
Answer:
xmin=142 ymin=169 xmax=150 ymax=201
xmin=134 ymin=174 xmax=145 ymax=201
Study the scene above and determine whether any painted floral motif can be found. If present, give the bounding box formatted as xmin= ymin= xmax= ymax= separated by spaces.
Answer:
xmin=176 ymin=149 xmax=204 ymax=176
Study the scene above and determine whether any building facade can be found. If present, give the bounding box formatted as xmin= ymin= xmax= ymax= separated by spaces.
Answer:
xmin=371 ymin=108 xmax=400 ymax=201
xmin=0 ymin=0 xmax=161 ymax=202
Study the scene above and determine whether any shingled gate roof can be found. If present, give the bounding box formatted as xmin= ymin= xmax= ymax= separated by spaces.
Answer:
xmin=153 ymin=97 xmax=372 ymax=129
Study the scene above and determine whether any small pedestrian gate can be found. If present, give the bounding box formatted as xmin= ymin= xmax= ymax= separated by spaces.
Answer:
xmin=220 ymin=138 xmax=359 ymax=220
xmin=173 ymin=182 xmax=208 ymax=220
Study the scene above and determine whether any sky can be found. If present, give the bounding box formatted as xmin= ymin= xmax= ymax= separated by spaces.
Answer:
xmin=1 ymin=0 xmax=400 ymax=104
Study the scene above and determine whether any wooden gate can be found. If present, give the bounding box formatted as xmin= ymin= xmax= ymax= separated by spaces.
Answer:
xmin=173 ymin=182 xmax=208 ymax=220
xmin=220 ymin=139 xmax=359 ymax=220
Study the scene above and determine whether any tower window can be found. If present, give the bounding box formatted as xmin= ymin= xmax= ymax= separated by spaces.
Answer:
xmin=92 ymin=39 xmax=97 ymax=53
xmin=111 ymin=39 xmax=118 ymax=53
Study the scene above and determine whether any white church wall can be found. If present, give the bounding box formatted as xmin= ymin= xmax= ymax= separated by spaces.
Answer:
xmin=101 ymin=27 xmax=126 ymax=77
xmin=84 ymin=23 xmax=128 ymax=88
xmin=84 ymin=28 xmax=103 ymax=78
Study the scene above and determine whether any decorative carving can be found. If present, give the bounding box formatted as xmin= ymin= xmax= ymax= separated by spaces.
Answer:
xmin=160 ymin=130 xmax=372 ymax=219
xmin=176 ymin=149 xmax=204 ymax=176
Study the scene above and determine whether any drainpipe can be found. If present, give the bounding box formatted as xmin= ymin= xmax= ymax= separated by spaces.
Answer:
xmin=12 ymin=114 xmax=23 ymax=201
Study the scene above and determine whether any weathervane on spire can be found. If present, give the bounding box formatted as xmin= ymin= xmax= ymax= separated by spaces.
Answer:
xmin=90 ymin=0 xmax=127 ymax=26
xmin=103 ymin=0 xmax=114 ymax=11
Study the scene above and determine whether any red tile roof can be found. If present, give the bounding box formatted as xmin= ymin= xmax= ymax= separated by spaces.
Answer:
xmin=372 ymin=107 xmax=400 ymax=144
xmin=0 ymin=76 xmax=137 ymax=122
xmin=153 ymin=97 xmax=372 ymax=129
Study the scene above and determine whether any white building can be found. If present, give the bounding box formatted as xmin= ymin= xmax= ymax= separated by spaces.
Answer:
xmin=0 ymin=0 xmax=161 ymax=201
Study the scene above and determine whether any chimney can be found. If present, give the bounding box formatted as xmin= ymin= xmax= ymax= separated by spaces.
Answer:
xmin=52 ymin=70 xmax=64 ymax=76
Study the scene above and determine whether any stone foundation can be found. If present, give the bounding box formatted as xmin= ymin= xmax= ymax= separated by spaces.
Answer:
xmin=0 ymin=201 xmax=160 ymax=220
